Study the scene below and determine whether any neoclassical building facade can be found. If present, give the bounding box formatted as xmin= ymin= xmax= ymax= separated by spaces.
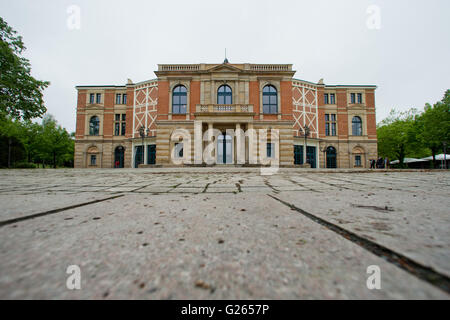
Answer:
xmin=74 ymin=62 xmax=378 ymax=168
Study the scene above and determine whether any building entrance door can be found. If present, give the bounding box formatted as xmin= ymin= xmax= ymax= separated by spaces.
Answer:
xmin=294 ymin=145 xmax=303 ymax=165
xmin=217 ymin=134 xmax=232 ymax=164
xmin=326 ymin=146 xmax=337 ymax=168
xmin=134 ymin=145 xmax=144 ymax=168
xmin=147 ymin=145 xmax=156 ymax=165
xmin=114 ymin=146 xmax=124 ymax=168
xmin=307 ymin=146 xmax=316 ymax=168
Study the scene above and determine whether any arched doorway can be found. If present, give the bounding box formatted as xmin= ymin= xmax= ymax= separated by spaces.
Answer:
xmin=326 ymin=146 xmax=337 ymax=168
xmin=217 ymin=133 xmax=232 ymax=164
xmin=114 ymin=146 xmax=125 ymax=168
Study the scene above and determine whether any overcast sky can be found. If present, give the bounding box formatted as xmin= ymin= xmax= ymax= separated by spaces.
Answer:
xmin=1 ymin=0 xmax=449 ymax=132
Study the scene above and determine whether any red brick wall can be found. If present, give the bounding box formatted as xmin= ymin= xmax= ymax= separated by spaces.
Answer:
xmin=337 ymin=89 xmax=348 ymax=139
xmin=317 ymin=87 xmax=325 ymax=137
xmin=157 ymin=81 xmax=169 ymax=120
xmin=125 ymin=86 xmax=134 ymax=139
xmin=190 ymin=81 xmax=200 ymax=118
xmin=103 ymin=89 xmax=115 ymax=138
xmin=280 ymin=81 xmax=292 ymax=120
xmin=75 ymin=90 xmax=86 ymax=139
xmin=366 ymin=89 xmax=377 ymax=138
xmin=249 ymin=81 xmax=259 ymax=120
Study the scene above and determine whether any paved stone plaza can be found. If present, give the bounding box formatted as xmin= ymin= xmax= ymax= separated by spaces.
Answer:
xmin=0 ymin=168 xmax=449 ymax=299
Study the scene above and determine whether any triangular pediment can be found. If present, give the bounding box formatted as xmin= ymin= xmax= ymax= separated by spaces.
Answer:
xmin=208 ymin=64 xmax=243 ymax=73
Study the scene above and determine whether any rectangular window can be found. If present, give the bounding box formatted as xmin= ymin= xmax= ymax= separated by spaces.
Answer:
xmin=330 ymin=94 xmax=335 ymax=104
xmin=89 ymin=93 xmax=95 ymax=104
xmin=114 ymin=123 xmax=120 ymax=136
xmin=114 ymin=113 xmax=126 ymax=136
xmin=96 ymin=93 xmax=101 ymax=104
xmin=267 ymin=143 xmax=274 ymax=158
xmin=331 ymin=114 xmax=337 ymax=136
xmin=90 ymin=155 xmax=96 ymax=166
xmin=324 ymin=94 xmax=329 ymax=105
xmin=115 ymin=94 xmax=121 ymax=104
xmin=350 ymin=93 xmax=356 ymax=104
xmin=122 ymin=94 xmax=127 ymax=105
xmin=357 ymin=93 xmax=363 ymax=104
xmin=355 ymin=155 xmax=362 ymax=167
xmin=174 ymin=143 xmax=183 ymax=158
xmin=325 ymin=114 xmax=337 ymax=136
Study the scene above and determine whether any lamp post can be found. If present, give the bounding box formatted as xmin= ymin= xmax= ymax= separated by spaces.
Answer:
xmin=138 ymin=126 xmax=149 ymax=166
xmin=300 ymin=125 xmax=310 ymax=165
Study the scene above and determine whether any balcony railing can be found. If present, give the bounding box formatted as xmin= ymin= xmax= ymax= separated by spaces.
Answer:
xmin=158 ymin=64 xmax=200 ymax=71
xmin=195 ymin=104 xmax=254 ymax=113
xmin=249 ymin=64 xmax=291 ymax=71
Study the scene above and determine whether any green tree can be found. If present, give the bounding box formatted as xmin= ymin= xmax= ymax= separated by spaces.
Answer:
xmin=0 ymin=112 xmax=25 ymax=167
xmin=0 ymin=17 xmax=49 ymax=120
xmin=0 ymin=113 xmax=74 ymax=168
xmin=38 ymin=115 xmax=74 ymax=168
xmin=416 ymin=90 xmax=450 ymax=167
xmin=377 ymin=109 xmax=427 ymax=166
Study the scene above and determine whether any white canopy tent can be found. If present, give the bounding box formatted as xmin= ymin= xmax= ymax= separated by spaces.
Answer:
xmin=390 ymin=158 xmax=426 ymax=165
xmin=390 ymin=154 xmax=450 ymax=166
xmin=421 ymin=154 xmax=450 ymax=161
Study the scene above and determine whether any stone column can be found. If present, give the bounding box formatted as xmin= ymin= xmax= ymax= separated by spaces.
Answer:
xmin=194 ymin=120 xmax=202 ymax=164
xmin=236 ymin=123 xmax=244 ymax=164
xmin=248 ymin=123 xmax=256 ymax=164
xmin=207 ymin=122 xmax=214 ymax=163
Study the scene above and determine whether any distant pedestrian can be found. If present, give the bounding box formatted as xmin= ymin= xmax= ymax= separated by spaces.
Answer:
xmin=384 ymin=157 xmax=389 ymax=169
xmin=370 ymin=159 xmax=375 ymax=169
xmin=376 ymin=157 xmax=383 ymax=169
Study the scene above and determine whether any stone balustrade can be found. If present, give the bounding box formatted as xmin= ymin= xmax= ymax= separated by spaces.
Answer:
xmin=158 ymin=64 xmax=200 ymax=71
xmin=249 ymin=64 xmax=291 ymax=71
xmin=195 ymin=104 xmax=254 ymax=113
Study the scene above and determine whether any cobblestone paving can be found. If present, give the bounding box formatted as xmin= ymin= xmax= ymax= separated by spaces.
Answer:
xmin=0 ymin=169 xmax=449 ymax=299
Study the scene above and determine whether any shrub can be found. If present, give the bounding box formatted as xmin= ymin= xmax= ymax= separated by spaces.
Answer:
xmin=14 ymin=162 xmax=37 ymax=169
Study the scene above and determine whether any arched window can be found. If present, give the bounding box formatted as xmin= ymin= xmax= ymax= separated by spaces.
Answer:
xmin=89 ymin=116 xmax=100 ymax=136
xmin=352 ymin=116 xmax=362 ymax=136
xmin=217 ymin=85 xmax=232 ymax=104
xmin=263 ymin=85 xmax=278 ymax=114
xmin=172 ymin=85 xmax=187 ymax=114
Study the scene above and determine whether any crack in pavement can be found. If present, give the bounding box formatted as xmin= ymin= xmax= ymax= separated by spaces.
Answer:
xmin=267 ymin=194 xmax=450 ymax=295
xmin=0 ymin=195 xmax=125 ymax=228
